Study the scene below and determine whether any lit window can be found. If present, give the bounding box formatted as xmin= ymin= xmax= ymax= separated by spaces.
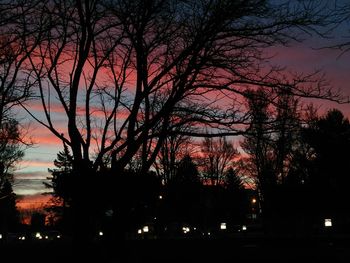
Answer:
xmin=220 ymin=223 xmax=227 ymax=230
xmin=324 ymin=219 xmax=332 ymax=227
xmin=143 ymin=226 xmax=149 ymax=233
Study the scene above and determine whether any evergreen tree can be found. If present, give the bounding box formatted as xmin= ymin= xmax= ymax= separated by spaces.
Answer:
xmin=223 ymin=168 xmax=247 ymax=223
xmin=173 ymin=155 xmax=200 ymax=185
xmin=303 ymin=109 xmax=350 ymax=221
xmin=0 ymin=167 xmax=19 ymax=232
xmin=48 ymin=143 xmax=74 ymax=201
xmin=46 ymin=143 xmax=74 ymax=229
xmin=164 ymin=155 xmax=201 ymax=224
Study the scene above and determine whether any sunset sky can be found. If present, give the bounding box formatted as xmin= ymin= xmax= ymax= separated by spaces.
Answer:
xmin=12 ymin=5 xmax=350 ymax=199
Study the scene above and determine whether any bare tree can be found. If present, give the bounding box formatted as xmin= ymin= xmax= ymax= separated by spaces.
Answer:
xmin=200 ymin=136 xmax=238 ymax=185
xmin=153 ymin=121 xmax=195 ymax=184
xmin=324 ymin=1 xmax=350 ymax=54
xmin=0 ymin=1 xmax=42 ymax=167
xmin=0 ymin=1 xmax=44 ymax=186
xmin=240 ymin=87 xmax=306 ymax=230
xmin=13 ymin=0 xmax=345 ymax=179
xmin=0 ymin=1 xmax=44 ymax=230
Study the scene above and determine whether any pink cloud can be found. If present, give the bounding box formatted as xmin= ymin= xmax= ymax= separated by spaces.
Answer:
xmin=27 ymin=101 xmax=67 ymax=114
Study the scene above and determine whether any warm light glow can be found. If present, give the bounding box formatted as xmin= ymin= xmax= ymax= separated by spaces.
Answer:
xmin=252 ymin=198 xmax=257 ymax=204
xmin=35 ymin=232 xmax=41 ymax=238
xmin=0 ymin=234 xmax=2 ymax=239
xmin=45 ymin=236 xmax=48 ymax=239
xmin=137 ymin=229 xmax=142 ymax=234
xmin=143 ymin=226 xmax=149 ymax=233
xmin=324 ymin=219 xmax=332 ymax=227
xmin=242 ymin=225 xmax=247 ymax=231
xmin=159 ymin=195 xmax=163 ymax=200
xmin=57 ymin=235 xmax=61 ymax=239
xmin=220 ymin=223 xmax=227 ymax=230
xmin=182 ymin=226 xmax=190 ymax=234
xmin=99 ymin=231 xmax=104 ymax=236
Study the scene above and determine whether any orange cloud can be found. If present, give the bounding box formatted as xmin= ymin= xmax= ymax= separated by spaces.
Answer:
xmin=16 ymin=194 xmax=51 ymax=211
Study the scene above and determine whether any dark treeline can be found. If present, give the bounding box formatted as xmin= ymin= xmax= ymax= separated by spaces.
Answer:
xmin=43 ymin=107 xmax=350 ymax=239
xmin=0 ymin=0 xmax=349 ymax=243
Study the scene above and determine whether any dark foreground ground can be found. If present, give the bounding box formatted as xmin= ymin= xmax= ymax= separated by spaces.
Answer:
xmin=2 ymin=235 xmax=350 ymax=263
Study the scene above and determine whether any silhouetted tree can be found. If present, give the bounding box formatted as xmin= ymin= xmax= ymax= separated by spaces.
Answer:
xmin=0 ymin=119 xmax=25 ymax=177
xmin=272 ymin=88 xmax=301 ymax=184
xmin=224 ymin=167 xmax=247 ymax=223
xmin=8 ymin=0 xmax=347 ymax=240
xmin=241 ymin=88 xmax=304 ymax=231
xmin=112 ymin=171 xmax=162 ymax=231
xmin=200 ymin=137 xmax=238 ymax=186
xmin=47 ymin=143 xmax=73 ymax=201
xmin=154 ymin=124 xmax=194 ymax=185
xmin=0 ymin=178 xmax=19 ymax=233
xmin=46 ymin=143 xmax=74 ymax=229
xmin=324 ymin=2 xmax=350 ymax=54
xmin=225 ymin=167 xmax=244 ymax=192
xmin=0 ymin=0 xmax=42 ymax=233
xmin=241 ymin=90 xmax=274 ymax=208
xmin=0 ymin=0 xmax=43 ymax=124
xmin=164 ymin=155 xmax=201 ymax=224
xmin=303 ymin=109 xmax=350 ymax=227
xmin=19 ymin=0 xmax=344 ymax=176
xmin=0 ymin=0 xmax=40 ymax=215
xmin=30 ymin=212 xmax=46 ymax=230
xmin=0 ymin=121 xmax=23 ymax=233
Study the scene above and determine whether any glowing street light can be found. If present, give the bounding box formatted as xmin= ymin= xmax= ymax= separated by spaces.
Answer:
xmin=251 ymin=198 xmax=257 ymax=204
xmin=159 ymin=195 xmax=163 ymax=200
xmin=137 ymin=229 xmax=142 ymax=234
xmin=0 ymin=234 xmax=2 ymax=239
xmin=143 ymin=226 xmax=149 ymax=233
xmin=182 ymin=226 xmax=190 ymax=234
xmin=242 ymin=225 xmax=247 ymax=231
xmin=220 ymin=223 xmax=227 ymax=230
xmin=99 ymin=231 xmax=104 ymax=236
xmin=324 ymin=219 xmax=332 ymax=227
